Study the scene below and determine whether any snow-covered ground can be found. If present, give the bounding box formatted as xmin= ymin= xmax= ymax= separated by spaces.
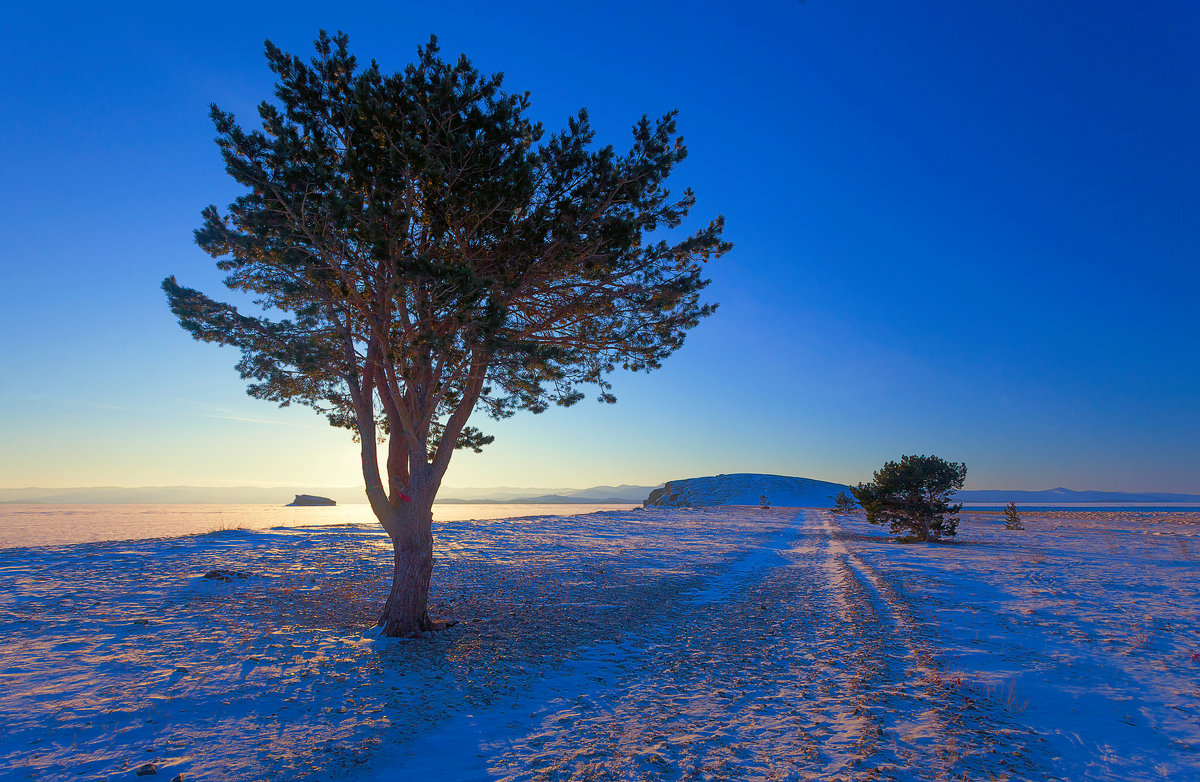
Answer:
xmin=1 ymin=507 xmax=1197 ymax=780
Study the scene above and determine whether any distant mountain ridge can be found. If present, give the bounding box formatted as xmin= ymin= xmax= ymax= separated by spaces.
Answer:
xmin=639 ymin=477 xmax=1200 ymax=508
xmin=954 ymin=487 xmax=1200 ymax=503
xmin=3 ymin=484 xmax=1195 ymax=505
xmin=0 ymin=486 xmax=367 ymax=505
xmin=436 ymin=494 xmax=643 ymax=505
xmin=0 ymin=484 xmax=656 ymax=505
xmin=436 ymin=484 xmax=653 ymax=503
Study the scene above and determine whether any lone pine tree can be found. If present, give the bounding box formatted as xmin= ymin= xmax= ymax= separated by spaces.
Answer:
xmin=164 ymin=32 xmax=729 ymax=636
xmin=831 ymin=490 xmax=856 ymax=514
xmin=850 ymin=455 xmax=967 ymax=542
xmin=1003 ymin=501 xmax=1024 ymax=530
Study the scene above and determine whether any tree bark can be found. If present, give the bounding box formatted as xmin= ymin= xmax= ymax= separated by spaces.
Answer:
xmin=377 ymin=497 xmax=436 ymax=636
xmin=372 ymin=366 xmax=478 ymax=636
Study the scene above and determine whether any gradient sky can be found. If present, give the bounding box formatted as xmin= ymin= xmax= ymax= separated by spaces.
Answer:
xmin=2 ymin=1 xmax=1197 ymax=492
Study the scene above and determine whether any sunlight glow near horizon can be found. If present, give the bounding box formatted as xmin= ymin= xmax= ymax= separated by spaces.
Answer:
xmin=1 ymin=1 xmax=1197 ymax=492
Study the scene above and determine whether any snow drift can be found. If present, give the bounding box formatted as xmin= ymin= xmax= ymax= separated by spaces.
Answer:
xmin=643 ymin=473 xmax=851 ymax=508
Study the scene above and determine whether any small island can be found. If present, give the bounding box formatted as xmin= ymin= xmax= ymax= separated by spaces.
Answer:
xmin=287 ymin=494 xmax=336 ymax=507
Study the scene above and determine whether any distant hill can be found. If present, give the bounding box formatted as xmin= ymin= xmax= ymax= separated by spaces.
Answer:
xmin=954 ymin=487 xmax=1200 ymax=504
xmin=644 ymin=474 xmax=852 ymax=508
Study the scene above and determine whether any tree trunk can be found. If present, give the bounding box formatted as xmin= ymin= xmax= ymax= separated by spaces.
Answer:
xmin=376 ymin=499 xmax=436 ymax=637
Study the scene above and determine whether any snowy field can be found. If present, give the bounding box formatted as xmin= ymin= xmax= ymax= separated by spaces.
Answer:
xmin=1 ymin=507 xmax=1198 ymax=780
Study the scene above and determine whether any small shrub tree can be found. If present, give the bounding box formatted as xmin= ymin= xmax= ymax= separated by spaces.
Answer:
xmin=832 ymin=490 xmax=857 ymax=514
xmin=1003 ymin=501 xmax=1024 ymax=530
xmin=850 ymin=455 xmax=967 ymax=542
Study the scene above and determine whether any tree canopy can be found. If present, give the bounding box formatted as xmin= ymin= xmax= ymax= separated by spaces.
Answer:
xmin=850 ymin=455 xmax=967 ymax=542
xmin=163 ymin=32 xmax=729 ymax=635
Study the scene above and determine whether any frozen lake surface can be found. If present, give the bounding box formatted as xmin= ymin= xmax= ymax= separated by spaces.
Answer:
xmin=0 ymin=503 xmax=636 ymax=549
xmin=0 ymin=507 xmax=1197 ymax=780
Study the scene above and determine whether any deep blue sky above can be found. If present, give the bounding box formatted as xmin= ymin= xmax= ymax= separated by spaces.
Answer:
xmin=1 ymin=1 xmax=1197 ymax=491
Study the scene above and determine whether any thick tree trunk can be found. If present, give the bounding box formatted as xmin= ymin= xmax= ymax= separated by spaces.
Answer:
xmin=376 ymin=497 xmax=438 ymax=637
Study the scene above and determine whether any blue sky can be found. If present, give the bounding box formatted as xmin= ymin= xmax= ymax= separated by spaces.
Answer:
xmin=1 ymin=1 xmax=1197 ymax=492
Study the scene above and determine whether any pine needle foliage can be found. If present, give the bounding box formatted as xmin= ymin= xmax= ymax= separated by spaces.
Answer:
xmin=832 ymin=490 xmax=857 ymax=514
xmin=1003 ymin=501 xmax=1024 ymax=530
xmin=850 ymin=455 xmax=967 ymax=542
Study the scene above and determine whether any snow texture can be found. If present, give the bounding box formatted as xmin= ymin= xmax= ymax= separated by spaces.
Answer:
xmin=1 ymin=504 xmax=1198 ymax=780
xmin=644 ymin=472 xmax=852 ymax=508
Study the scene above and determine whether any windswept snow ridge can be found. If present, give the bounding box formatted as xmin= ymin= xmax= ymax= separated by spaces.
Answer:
xmin=644 ymin=472 xmax=852 ymax=508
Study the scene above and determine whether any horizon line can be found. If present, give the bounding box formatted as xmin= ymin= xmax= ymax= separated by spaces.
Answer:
xmin=2 ymin=483 xmax=1199 ymax=495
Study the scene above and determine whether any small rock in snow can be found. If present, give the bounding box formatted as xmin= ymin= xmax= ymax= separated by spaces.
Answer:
xmin=202 ymin=569 xmax=250 ymax=581
xmin=134 ymin=762 xmax=157 ymax=776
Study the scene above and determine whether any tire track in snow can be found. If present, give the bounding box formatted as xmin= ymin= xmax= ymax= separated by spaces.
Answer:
xmin=821 ymin=511 xmax=1048 ymax=781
